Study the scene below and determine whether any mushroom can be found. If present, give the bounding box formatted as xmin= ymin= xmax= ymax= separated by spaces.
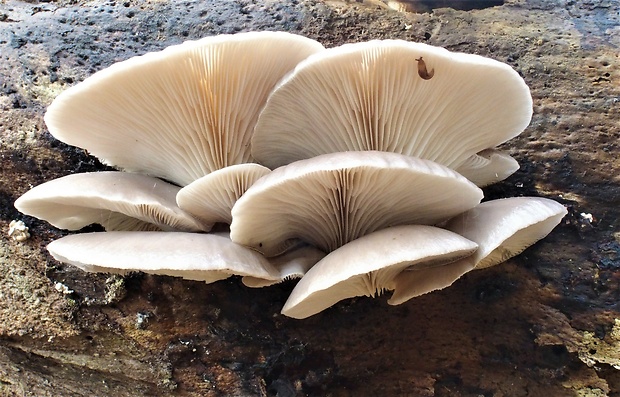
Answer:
xmin=241 ymin=244 xmax=327 ymax=288
xmin=176 ymin=163 xmax=271 ymax=225
xmin=44 ymin=32 xmax=325 ymax=186
xmin=47 ymin=232 xmax=324 ymax=284
xmin=387 ymin=257 xmax=475 ymax=305
xmin=443 ymin=197 xmax=567 ymax=269
xmin=455 ymin=149 xmax=520 ymax=187
xmin=251 ymin=40 xmax=532 ymax=171
xmin=281 ymin=225 xmax=478 ymax=319
xmin=230 ymin=151 xmax=483 ymax=256
xmin=14 ymin=171 xmax=208 ymax=232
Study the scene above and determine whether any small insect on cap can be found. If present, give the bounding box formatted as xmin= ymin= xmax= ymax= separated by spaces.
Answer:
xmin=415 ymin=56 xmax=434 ymax=80
xmin=252 ymin=40 xmax=533 ymax=171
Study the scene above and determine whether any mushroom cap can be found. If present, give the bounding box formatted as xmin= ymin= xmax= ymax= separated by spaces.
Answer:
xmin=230 ymin=151 xmax=483 ymax=256
xmin=387 ymin=257 xmax=475 ymax=305
xmin=47 ymin=232 xmax=286 ymax=284
xmin=14 ymin=172 xmax=208 ymax=232
xmin=444 ymin=197 xmax=567 ymax=269
xmin=455 ymin=149 xmax=520 ymax=187
xmin=177 ymin=163 xmax=271 ymax=225
xmin=45 ymin=31 xmax=325 ymax=186
xmin=251 ymin=40 xmax=532 ymax=170
xmin=241 ymin=244 xmax=327 ymax=288
xmin=281 ymin=225 xmax=478 ymax=319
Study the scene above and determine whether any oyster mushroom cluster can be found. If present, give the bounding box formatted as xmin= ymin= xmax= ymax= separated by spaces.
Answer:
xmin=14 ymin=31 xmax=566 ymax=319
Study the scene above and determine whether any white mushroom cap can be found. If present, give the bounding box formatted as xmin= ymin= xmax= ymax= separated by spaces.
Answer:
xmin=177 ymin=163 xmax=271 ymax=225
xmin=241 ymin=244 xmax=327 ymax=288
xmin=444 ymin=197 xmax=567 ymax=269
xmin=46 ymin=232 xmax=307 ymax=284
xmin=230 ymin=151 xmax=483 ymax=256
xmin=252 ymin=40 xmax=532 ymax=170
xmin=387 ymin=257 xmax=475 ymax=305
xmin=45 ymin=32 xmax=325 ymax=186
xmin=455 ymin=149 xmax=520 ymax=187
xmin=281 ymin=225 xmax=478 ymax=319
xmin=14 ymin=172 xmax=207 ymax=232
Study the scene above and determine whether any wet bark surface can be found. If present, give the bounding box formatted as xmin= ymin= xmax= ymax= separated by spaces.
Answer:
xmin=0 ymin=0 xmax=619 ymax=395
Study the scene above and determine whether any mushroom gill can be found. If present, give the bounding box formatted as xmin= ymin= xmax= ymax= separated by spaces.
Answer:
xmin=281 ymin=225 xmax=478 ymax=319
xmin=252 ymin=39 xmax=532 ymax=176
xmin=230 ymin=151 xmax=483 ymax=256
xmin=13 ymin=33 xmax=566 ymax=321
xmin=45 ymin=32 xmax=325 ymax=186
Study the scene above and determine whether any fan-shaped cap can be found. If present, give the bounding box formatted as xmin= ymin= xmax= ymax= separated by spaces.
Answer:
xmin=444 ymin=197 xmax=567 ymax=269
xmin=281 ymin=225 xmax=478 ymax=319
xmin=47 ymin=232 xmax=319 ymax=284
xmin=387 ymin=257 xmax=475 ymax=305
xmin=14 ymin=172 xmax=207 ymax=232
xmin=177 ymin=163 xmax=271 ymax=225
xmin=241 ymin=244 xmax=327 ymax=288
xmin=252 ymin=40 xmax=532 ymax=170
xmin=45 ymin=31 xmax=325 ymax=186
xmin=455 ymin=149 xmax=520 ymax=187
xmin=230 ymin=151 xmax=483 ymax=256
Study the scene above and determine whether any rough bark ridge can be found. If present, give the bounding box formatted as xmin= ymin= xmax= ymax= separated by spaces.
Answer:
xmin=1 ymin=0 xmax=619 ymax=395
